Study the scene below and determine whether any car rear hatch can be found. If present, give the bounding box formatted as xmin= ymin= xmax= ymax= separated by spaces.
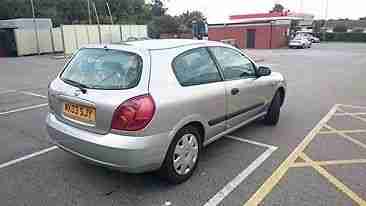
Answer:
xmin=48 ymin=45 xmax=151 ymax=135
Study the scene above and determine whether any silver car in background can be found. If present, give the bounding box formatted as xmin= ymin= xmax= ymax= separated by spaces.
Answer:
xmin=289 ymin=36 xmax=312 ymax=49
xmin=46 ymin=39 xmax=286 ymax=184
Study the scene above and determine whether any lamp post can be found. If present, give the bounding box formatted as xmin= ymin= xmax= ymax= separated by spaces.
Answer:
xmin=30 ymin=0 xmax=40 ymax=55
xmin=105 ymin=0 xmax=113 ymax=25
xmin=323 ymin=0 xmax=329 ymax=41
xmin=300 ymin=0 xmax=304 ymax=12
xmin=87 ymin=0 xmax=92 ymax=24
xmin=92 ymin=1 xmax=101 ymax=44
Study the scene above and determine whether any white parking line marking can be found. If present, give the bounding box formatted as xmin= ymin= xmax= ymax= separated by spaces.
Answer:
xmin=203 ymin=136 xmax=278 ymax=206
xmin=0 ymin=90 xmax=17 ymax=95
xmin=0 ymin=146 xmax=58 ymax=169
xmin=20 ymin=91 xmax=47 ymax=99
xmin=0 ymin=89 xmax=46 ymax=98
xmin=226 ymin=135 xmax=278 ymax=150
xmin=0 ymin=103 xmax=48 ymax=116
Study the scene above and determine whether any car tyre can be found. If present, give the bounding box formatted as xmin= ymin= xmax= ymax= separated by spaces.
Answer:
xmin=159 ymin=125 xmax=202 ymax=184
xmin=263 ymin=91 xmax=282 ymax=126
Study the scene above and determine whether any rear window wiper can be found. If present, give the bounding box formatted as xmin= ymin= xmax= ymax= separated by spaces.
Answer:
xmin=62 ymin=78 xmax=89 ymax=94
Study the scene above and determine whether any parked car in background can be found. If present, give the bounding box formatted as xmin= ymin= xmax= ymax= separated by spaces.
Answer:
xmin=289 ymin=36 xmax=312 ymax=49
xmin=296 ymin=32 xmax=320 ymax=43
xmin=46 ymin=39 xmax=287 ymax=184
xmin=310 ymin=36 xmax=320 ymax=43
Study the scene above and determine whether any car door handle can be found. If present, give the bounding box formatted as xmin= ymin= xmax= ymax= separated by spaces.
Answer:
xmin=231 ymin=88 xmax=240 ymax=95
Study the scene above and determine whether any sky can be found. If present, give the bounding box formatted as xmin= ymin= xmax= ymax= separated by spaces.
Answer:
xmin=165 ymin=0 xmax=366 ymax=23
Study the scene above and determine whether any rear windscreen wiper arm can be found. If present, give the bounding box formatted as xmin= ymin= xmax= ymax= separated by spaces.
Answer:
xmin=62 ymin=78 xmax=88 ymax=94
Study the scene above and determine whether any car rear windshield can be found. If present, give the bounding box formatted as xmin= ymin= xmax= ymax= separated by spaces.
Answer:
xmin=60 ymin=48 xmax=143 ymax=90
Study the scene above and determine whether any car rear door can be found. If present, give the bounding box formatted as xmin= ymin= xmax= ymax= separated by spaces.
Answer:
xmin=209 ymin=46 xmax=267 ymax=129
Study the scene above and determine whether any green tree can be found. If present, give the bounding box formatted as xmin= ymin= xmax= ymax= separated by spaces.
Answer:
xmin=0 ymin=0 xmax=152 ymax=26
xmin=177 ymin=10 xmax=205 ymax=33
xmin=333 ymin=23 xmax=348 ymax=32
xmin=352 ymin=28 xmax=364 ymax=33
xmin=151 ymin=0 xmax=166 ymax=17
xmin=270 ymin=3 xmax=284 ymax=13
xmin=107 ymin=0 xmax=151 ymax=24
xmin=0 ymin=0 xmax=33 ymax=19
xmin=148 ymin=15 xmax=179 ymax=34
xmin=312 ymin=20 xmax=326 ymax=33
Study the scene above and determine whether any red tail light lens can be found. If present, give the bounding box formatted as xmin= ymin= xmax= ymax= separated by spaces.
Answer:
xmin=111 ymin=95 xmax=155 ymax=131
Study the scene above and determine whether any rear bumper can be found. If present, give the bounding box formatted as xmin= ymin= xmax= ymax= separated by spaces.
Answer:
xmin=46 ymin=113 xmax=171 ymax=173
xmin=289 ymin=43 xmax=303 ymax=47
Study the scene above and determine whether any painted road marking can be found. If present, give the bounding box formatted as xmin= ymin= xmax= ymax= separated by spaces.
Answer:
xmin=243 ymin=104 xmax=366 ymax=206
xmin=0 ymin=134 xmax=276 ymax=205
xmin=337 ymin=107 xmax=366 ymax=124
xmin=338 ymin=104 xmax=366 ymax=109
xmin=0 ymin=103 xmax=48 ymax=116
xmin=300 ymin=153 xmax=366 ymax=205
xmin=0 ymin=90 xmax=17 ymax=95
xmin=334 ymin=112 xmax=366 ymax=116
xmin=226 ymin=135 xmax=278 ymax=151
xmin=0 ymin=146 xmax=58 ymax=170
xmin=325 ymin=124 xmax=366 ymax=150
xmin=203 ymin=136 xmax=278 ymax=206
xmin=243 ymin=104 xmax=338 ymax=206
xmin=0 ymin=90 xmax=48 ymax=116
xmin=20 ymin=91 xmax=47 ymax=99
xmin=291 ymin=159 xmax=366 ymax=168
xmin=0 ymin=89 xmax=46 ymax=98
xmin=319 ymin=129 xmax=366 ymax=134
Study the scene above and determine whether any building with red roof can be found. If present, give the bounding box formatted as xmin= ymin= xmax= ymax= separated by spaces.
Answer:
xmin=208 ymin=11 xmax=313 ymax=49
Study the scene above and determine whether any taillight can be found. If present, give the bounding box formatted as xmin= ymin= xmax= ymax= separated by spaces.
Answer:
xmin=111 ymin=94 xmax=155 ymax=131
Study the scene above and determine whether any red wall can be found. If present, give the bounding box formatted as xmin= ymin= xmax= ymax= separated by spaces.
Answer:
xmin=270 ymin=26 xmax=288 ymax=48
xmin=208 ymin=25 xmax=288 ymax=49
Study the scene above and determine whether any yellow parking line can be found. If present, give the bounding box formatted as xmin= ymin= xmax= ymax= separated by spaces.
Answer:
xmin=243 ymin=105 xmax=338 ymax=206
xmin=337 ymin=107 xmax=366 ymax=124
xmin=350 ymin=115 xmax=366 ymax=124
xmin=334 ymin=113 xmax=366 ymax=116
xmin=326 ymin=125 xmax=366 ymax=150
xmin=323 ymin=124 xmax=334 ymax=130
xmin=291 ymin=159 xmax=366 ymax=168
xmin=338 ymin=133 xmax=366 ymax=150
xmin=299 ymin=153 xmax=366 ymax=205
xmin=319 ymin=129 xmax=366 ymax=134
xmin=338 ymin=104 xmax=366 ymax=109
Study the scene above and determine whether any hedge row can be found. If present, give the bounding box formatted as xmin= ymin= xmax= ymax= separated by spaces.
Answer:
xmin=319 ymin=32 xmax=366 ymax=42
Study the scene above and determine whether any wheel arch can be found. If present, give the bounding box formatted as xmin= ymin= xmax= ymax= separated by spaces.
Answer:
xmin=168 ymin=115 xmax=207 ymax=146
xmin=184 ymin=121 xmax=205 ymax=145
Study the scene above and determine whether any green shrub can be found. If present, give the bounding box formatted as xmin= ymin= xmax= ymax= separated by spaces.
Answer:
xmin=320 ymin=32 xmax=366 ymax=42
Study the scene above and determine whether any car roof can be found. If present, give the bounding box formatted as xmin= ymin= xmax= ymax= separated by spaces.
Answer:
xmin=120 ymin=39 xmax=216 ymax=51
xmin=82 ymin=39 xmax=232 ymax=56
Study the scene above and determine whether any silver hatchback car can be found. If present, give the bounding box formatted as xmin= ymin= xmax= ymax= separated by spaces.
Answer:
xmin=47 ymin=39 xmax=286 ymax=183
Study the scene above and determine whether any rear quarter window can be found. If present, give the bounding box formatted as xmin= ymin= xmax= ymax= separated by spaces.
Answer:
xmin=61 ymin=48 xmax=143 ymax=90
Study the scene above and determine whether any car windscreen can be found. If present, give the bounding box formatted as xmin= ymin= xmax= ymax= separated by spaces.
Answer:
xmin=60 ymin=48 xmax=143 ymax=90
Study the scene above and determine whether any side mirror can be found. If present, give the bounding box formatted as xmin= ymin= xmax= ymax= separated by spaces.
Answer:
xmin=257 ymin=66 xmax=271 ymax=77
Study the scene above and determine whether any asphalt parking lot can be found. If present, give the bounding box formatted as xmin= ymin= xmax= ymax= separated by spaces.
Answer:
xmin=0 ymin=43 xmax=366 ymax=206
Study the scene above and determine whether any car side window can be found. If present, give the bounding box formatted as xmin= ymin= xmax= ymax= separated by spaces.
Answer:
xmin=173 ymin=47 xmax=222 ymax=86
xmin=210 ymin=47 xmax=256 ymax=80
